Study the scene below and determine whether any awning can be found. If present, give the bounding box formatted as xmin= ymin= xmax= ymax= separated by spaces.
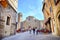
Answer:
xmin=44 ymin=19 xmax=48 ymax=25
xmin=44 ymin=17 xmax=51 ymax=25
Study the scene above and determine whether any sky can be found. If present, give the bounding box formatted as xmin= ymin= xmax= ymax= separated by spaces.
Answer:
xmin=18 ymin=0 xmax=44 ymax=21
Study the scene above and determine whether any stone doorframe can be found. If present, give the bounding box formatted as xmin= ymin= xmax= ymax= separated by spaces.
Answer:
xmin=45 ymin=17 xmax=52 ymax=32
xmin=56 ymin=10 xmax=60 ymax=30
xmin=55 ymin=10 xmax=60 ymax=36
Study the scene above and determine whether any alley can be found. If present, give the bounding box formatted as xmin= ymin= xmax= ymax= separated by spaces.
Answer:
xmin=2 ymin=31 xmax=60 ymax=40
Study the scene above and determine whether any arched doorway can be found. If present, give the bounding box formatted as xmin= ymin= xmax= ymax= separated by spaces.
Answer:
xmin=45 ymin=17 xmax=52 ymax=33
xmin=57 ymin=11 xmax=60 ymax=29
xmin=48 ymin=17 xmax=52 ymax=33
xmin=55 ymin=10 xmax=60 ymax=36
xmin=57 ymin=12 xmax=60 ymax=31
xmin=58 ymin=14 xmax=60 ymax=26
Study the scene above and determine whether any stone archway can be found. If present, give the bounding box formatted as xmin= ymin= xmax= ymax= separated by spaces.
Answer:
xmin=55 ymin=10 xmax=60 ymax=36
xmin=48 ymin=18 xmax=52 ymax=33
xmin=58 ymin=14 xmax=60 ymax=26
xmin=45 ymin=17 xmax=52 ymax=33
xmin=57 ymin=12 xmax=60 ymax=33
xmin=56 ymin=10 xmax=60 ymax=28
xmin=53 ymin=4 xmax=60 ymax=35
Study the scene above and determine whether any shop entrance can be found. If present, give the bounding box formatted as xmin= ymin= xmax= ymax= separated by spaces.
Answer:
xmin=45 ymin=17 xmax=52 ymax=33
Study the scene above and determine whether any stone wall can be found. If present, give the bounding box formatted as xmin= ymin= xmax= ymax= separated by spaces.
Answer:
xmin=0 ymin=3 xmax=16 ymax=38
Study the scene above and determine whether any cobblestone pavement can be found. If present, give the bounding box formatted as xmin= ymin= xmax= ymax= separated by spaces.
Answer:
xmin=2 ymin=31 xmax=60 ymax=40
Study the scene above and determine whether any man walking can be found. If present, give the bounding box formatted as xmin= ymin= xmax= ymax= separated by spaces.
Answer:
xmin=33 ymin=28 xmax=35 ymax=34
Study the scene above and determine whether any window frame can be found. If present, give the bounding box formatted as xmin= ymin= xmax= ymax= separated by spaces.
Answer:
xmin=6 ymin=16 xmax=10 ymax=25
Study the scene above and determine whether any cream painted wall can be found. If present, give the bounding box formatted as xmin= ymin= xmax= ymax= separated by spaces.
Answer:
xmin=8 ymin=0 xmax=18 ymax=11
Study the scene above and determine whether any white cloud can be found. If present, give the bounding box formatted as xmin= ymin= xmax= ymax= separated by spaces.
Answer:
xmin=28 ymin=6 xmax=35 ymax=10
xmin=41 ymin=0 xmax=43 ymax=1
xmin=26 ymin=9 xmax=37 ymax=16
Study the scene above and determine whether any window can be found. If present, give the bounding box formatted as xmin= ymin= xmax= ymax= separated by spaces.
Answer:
xmin=6 ymin=16 xmax=10 ymax=25
xmin=50 ymin=7 xmax=52 ymax=13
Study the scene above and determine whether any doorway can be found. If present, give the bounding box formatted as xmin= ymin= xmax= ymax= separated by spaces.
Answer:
xmin=58 ymin=14 xmax=60 ymax=25
xmin=48 ymin=18 xmax=51 ymax=33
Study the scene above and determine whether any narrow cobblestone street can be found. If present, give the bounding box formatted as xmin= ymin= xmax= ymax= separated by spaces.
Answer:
xmin=0 ymin=0 xmax=60 ymax=40
xmin=2 ymin=31 xmax=60 ymax=40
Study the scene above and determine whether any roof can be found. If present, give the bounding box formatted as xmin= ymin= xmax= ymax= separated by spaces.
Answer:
xmin=0 ymin=0 xmax=18 ymax=13
xmin=8 ymin=0 xmax=18 ymax=11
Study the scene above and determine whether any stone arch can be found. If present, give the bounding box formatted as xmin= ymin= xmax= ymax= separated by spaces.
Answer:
xmin=56 ymin=10 xmax=60 ymax=28
xmin=55 ymin=6 xmax=60 ymax=18
xmin=55 ymin=6 xmax=60 ymax=27
xmin=58 ymin=13 xmax=60 ymax=26
xmin=56 ymin=10 xmax=60 ymax=25
xmin=55 ymin=10 xmax=60 ymax=36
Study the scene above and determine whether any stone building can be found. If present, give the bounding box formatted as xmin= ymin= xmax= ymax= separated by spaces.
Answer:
xmin=21 ymin=16 xmax=44 ymax=31
xmin=17 ymin=13 xmax=22 ymax=31
xmin=42 ymin=0 xmax=60 ymax=36
xmin=0 ymin=0 xmax=18 ymax=38
xmin=42 ymin=0 xmax=52 ymax=33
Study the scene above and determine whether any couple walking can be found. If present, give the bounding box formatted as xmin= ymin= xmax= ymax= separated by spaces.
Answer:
xmin=33 ymin=28 xmax=38 ymax=34
xmin=29 ymin=27 xmax=38 ymax=34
